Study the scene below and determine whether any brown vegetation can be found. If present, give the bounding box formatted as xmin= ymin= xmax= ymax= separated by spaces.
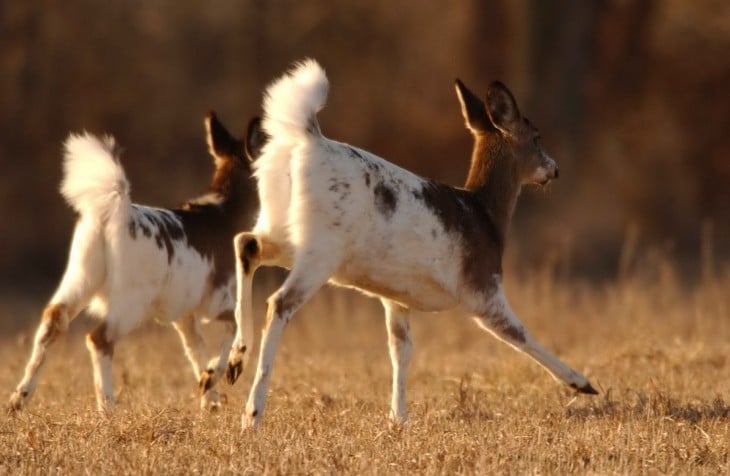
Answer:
xmin=1 ymin=1 xmax=729 ymax=298
xmin=2 ymin=264 xmax=728 ymax=474
xmin=1 ymin=4 xmax=728 ymax=472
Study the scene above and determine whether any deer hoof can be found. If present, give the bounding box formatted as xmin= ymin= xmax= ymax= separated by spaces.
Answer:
xmin=226 ymin=360 xmax=243 ymax=385
xmin=7 ymin=391 xmax=27 ymax=415
xmin=571 ymin=382 xmax=599 ymax=395
xmin=199 ymin=369 xmax=215 ymax=396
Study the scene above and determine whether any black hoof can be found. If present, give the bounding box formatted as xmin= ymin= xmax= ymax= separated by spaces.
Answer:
xmin=226 ymin=361 xmax=242 ymax=385
xmin=571 ymin=382 xmax=599 ymax=395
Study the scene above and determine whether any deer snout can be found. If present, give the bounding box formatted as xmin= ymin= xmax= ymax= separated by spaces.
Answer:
xmin=533 ymin=156 xmax=558 ymax=185
xmin=543 ymin=155 xmax=559 ymax=180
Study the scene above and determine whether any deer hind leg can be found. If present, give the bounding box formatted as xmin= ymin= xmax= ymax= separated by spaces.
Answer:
xmin=86 ymin=322 xmax=117 ymax=413
xmin=472 ymin=284 xmax=597 ymax=394
xmin=382 ymin=299 xmax=413 ymax=424
xmin=86 ymin=306 xmax=144 ymax=413
xmin=8 ymin=303 xmax=74 ymax=413
xmin=242 ymin=247 xmax=341 ymax=429
xmin=227 ymin=232 xmax=290 ymax=385
xmin=197 ymin=310 xmax=236 ymax=410
xmin=9 ymin=220 xmax=104 ymax=414
xmin=172 ymin=313 xmax=219 ymax=410
xmin=226 ymin=232 xmax=260 ymax=385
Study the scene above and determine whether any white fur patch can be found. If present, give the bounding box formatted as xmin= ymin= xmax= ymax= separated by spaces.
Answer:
xmin=60 ymin=138 xmax=239 ymax=337
xmin=253 ymin=63 xmax=467 ymax=311
xmin=61 ymin=133 xmax=130 ymax=225
xmin=235 ymin=59 xmax=595 ymax=428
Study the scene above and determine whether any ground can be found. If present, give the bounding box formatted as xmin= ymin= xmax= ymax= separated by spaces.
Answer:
xmin=1 ymin=268 xmax=728 ymax=474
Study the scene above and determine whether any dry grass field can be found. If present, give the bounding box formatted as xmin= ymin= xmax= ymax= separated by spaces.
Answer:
xmin=1 ymin=264 xmax=729 ymax=474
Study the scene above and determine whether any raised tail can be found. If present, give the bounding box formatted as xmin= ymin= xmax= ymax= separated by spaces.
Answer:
xmin=262 ymin=58 xmax=329 ymax=141
xmin=60 ymin=133 xmax=130 ymax=225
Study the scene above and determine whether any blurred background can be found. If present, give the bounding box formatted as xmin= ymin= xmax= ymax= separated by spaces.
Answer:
xmin=1 ymin=0 xmax=728 ymax=326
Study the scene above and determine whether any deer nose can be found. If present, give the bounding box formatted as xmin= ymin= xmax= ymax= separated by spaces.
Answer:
xmin=554 ymin=167 xmax=559 ymax=179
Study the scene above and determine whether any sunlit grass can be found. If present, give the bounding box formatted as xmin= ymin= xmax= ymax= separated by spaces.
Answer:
xmin=2 ymin=264 xmax=729 ymax=474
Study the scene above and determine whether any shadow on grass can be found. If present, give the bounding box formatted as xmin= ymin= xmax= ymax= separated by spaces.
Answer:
xmin=565 ymin=391 xmax=730 ymax=423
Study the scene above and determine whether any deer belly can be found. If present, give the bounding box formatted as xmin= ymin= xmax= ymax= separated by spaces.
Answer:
xmin=331 ymin=262 xmax=457 ymax=312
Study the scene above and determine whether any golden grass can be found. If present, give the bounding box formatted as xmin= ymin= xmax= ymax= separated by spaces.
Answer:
xmin=1 ymin=267 xmax=729 ymax=474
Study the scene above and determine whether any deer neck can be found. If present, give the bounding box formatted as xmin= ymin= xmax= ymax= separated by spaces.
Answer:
xmin=463 ymin=137 xmax=521 ymax=242
xmin=185 ymin=161 xmax=257 ymax=229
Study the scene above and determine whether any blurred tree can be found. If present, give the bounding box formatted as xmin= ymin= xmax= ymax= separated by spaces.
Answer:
xmin=0 ymin=0 xmax=728 ymax=302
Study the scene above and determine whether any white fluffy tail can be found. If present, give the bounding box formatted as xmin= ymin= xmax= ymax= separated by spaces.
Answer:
xmin=262 ymin=58 xmax=329 ymax=141
xmin=61 ymin=133 xmax=130 ymax=224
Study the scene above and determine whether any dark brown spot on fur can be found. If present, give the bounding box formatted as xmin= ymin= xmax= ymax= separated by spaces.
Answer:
xmin=42 ymin=303 xmax=67 ymax=326
xmin=364 ymin=172 xmax=371 ymax=187
xmin=199 ymin=369 xmax=215 ymax=395
xmin=243 ymin=237 xmax=259 ymax=256
xmin=273 ymin=288 xmax=305 ymax=321
xmin=306 ymin=118 xmax=320 ymax=135
xmin=140 ymin=223 xmax=152 ymax=238
xmin=414 ymin=181 xmax=503 ymax=291
xmin=130 ymin=207 xmax=185 ymax=265
xmin=502 ymin=325 xmax=526 ymax=344
xmin=374 ymin=182 xmax=398 ymax=218
xmin=390 ymin=320 xmax=409 ymax=343
xmin=174 ymin=175 xmax=258 ymax=288
xmin=216 ymin=310 xmax=235 ymax=323
xmin=148 ymin=212 xmax=184 ymax=264
xmin=328 ymin=180 xmax=350 ymax=193
xmin=240 ymin=237 xmax=260 ymax=275
xmin=129 ymin=214 xmax=159 ymax=242
xmin=40 ymin=303 xmax=68 ymax=345
xmin=347 ymin=146 xmax=363 ymax=159
xmin=364 ymin=160 xmax=381 ymax=174
xmin=155 ymin=233 xmax=165 ymax=250
xmin=88 ymin=323 xmax=114 ymax=357
xmin=489 ymin=314 xmax=526 ymax=344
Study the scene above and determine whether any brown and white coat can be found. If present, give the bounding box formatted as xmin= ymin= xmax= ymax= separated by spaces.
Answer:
xmin=9 ymin=112 xmax=261 ymax=413
xmin=227 ymin=59 xmax=597 ymax=428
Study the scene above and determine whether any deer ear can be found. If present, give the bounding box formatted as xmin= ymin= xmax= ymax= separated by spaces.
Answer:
xmin=244 ymin=116 xmax=269 ymax=162
xmin=455 ymin=79 xmax=492 ymax=134
xmin=205 ymin=110 xmax=243 ymax=162
xmin=485 ymin=81 xmax=521 ymax=135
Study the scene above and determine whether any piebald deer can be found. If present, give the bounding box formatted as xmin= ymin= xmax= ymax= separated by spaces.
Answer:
xmin=227 ymin=59 xmax=597 ymax=427
xmin=9 ymin=112 xmax=263 ymax=413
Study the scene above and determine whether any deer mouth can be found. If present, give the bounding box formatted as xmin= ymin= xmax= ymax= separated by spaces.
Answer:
xmin=533 ymin=167 xmax=558 ymax=186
